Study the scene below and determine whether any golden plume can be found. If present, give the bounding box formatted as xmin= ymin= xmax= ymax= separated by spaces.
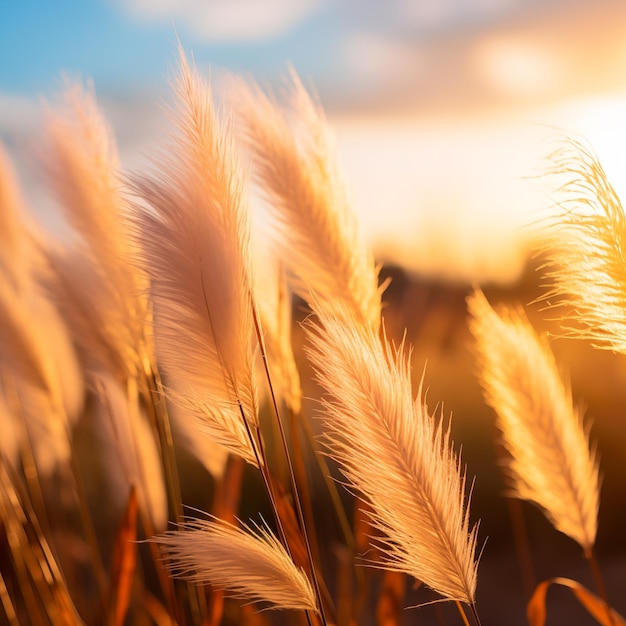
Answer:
xmin=468 ymin=289 xmax=599 ymax=552
xmin=129 ymin=47 xmax=259 ymax=466
xmin=305 ymin=302 xmax=478 ymax=604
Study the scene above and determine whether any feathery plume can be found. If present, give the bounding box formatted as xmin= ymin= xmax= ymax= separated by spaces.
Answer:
xmin=167 ymin=394 xmax=230 ymax=479
xmin=42 ymin=83 xmax=146 ymax=380
xmin=467 ymin=289 xmax=599 ymax=552
xmin=231 ymin=73 xmax=382 ymax=329
xmin=129 ymin=47 xmax=259 ymax=465
xmin=305 ymin=303 xmax=478 ymax=604
xmin=153 ymin=516 xmax=318 ymax=613
xmin=0 ymin=276 xmax=84 ymax=474
xmin=540 ymin=137 xmax=626 ymax=354
xmin=0 ymin=143 xmax=84 ymax=475
xmin=45 ymin=244 xmax=133 ymax=381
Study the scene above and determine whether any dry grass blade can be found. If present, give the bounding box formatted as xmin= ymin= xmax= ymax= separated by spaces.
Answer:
xmin=540 ymin=137 xmax=626 ymax=354
xmin=376 ymin=571 xmax=405 ymax=626
xmin=0 ymin=569 xmax=19 ymax=626
xmin=0 ymin=458 xmax=85 ymax=626
xmin=152 ymin=516 xmax=319 ymax=613
xmin=305 ymin=304 xmax=478 ymax=605
xmin=231 ymin=73 xmax=382 ymax=329
xmin=467 ymin=289 xmax=599 ymax=551
xmin=129 ymin=47 xmax=259 ymax=466
xmin=107 ymin=487 xmax=138 ymax=626
xmin=528 ymin=577 xmax=626 ymax=626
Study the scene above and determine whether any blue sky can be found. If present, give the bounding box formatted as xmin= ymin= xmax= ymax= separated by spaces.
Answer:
xmin=6 ymin=0 xmax=623 ymax=110
xmin=0 ymin=1 xmax=346 ymax=102
xmin=1 ymin=1 xmax=162 ymax=93
xmin=3 ymin=0 xmax=626 ymax=282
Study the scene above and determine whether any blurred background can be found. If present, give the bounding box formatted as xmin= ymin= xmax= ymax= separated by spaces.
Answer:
xmin=3 ymin=0 xmax=626 ymax=283
xmin=2 ymin=1 xmax=626 ymax=624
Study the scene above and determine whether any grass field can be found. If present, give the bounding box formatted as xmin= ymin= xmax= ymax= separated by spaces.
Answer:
xmin=1 ymin=47 xmax=626 ymax=626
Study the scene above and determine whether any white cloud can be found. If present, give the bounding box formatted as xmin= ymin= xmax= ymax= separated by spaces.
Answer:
xmin=340 ymin=33 xmax=427 ymax=89
xmin=394 ymin=0 xmax=545 ymax=31
xmin=120 ymin=0 xmax=324 ymax=42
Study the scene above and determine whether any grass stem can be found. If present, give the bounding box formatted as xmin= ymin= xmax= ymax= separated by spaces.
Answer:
xmin=586 ymin=546 xmax=615 ymax=626
xmin=455 ymin=601 xmax=470 ymax=626
xmin=251 ymin=302 xmax=330 ymax=626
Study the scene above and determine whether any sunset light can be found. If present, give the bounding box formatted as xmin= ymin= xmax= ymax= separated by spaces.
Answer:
xmin=2 ymin=3 xmax=626 ymax=626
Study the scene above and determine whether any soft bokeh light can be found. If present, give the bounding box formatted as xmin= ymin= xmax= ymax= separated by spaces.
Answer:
xmin=2 ymin=0 xmax=626 ymax=283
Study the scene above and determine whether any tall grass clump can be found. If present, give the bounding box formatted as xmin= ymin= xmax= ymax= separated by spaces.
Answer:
xmin=1 ymin=44 xmax=626 ymax=626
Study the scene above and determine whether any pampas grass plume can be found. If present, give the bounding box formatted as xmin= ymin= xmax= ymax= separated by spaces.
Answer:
xmin=305 ymin=303 xmax=478 ymax=604
xmin=129 ymin=47 xmax=259 ymax=466
xmin=153 ymin=516 xmax=319 ymax=613
xmin=231 ymin=73 xmax=383 ymax=329
xmin=42 ymin=83 xmax=146 ymax=380
xmin=467 ymin=289 xmax=599 ymax=552
xmin=541 ymin=137 xmax=626 ymax=354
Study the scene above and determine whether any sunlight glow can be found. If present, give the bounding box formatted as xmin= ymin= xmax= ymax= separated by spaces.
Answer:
xmin=472 ymin=35 xmax=563 ymax=99
xmin=330 ymin=91 xmax=626 ymax=284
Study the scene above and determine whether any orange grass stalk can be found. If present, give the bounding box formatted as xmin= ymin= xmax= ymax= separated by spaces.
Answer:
xmin=467 ymin=289 xmax=599 ymax=552
xmin=231 ymin=73 xmax=382 ymax=329
xmin=540 ymin=138 xmax=626 ymax=354
xmin=305 ymin=303 xmax=479 ymax=605
xmin=153 ymin=517 xmax=319 ymax=614
xmin=129 ymin=47 xmax=259 ymax=466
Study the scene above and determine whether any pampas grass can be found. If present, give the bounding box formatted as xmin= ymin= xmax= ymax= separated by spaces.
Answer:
xmin=230 ymin=73 xmax=383 ymax=329
xmin=0 ymin=144 xmax=31 ymax=288
xmin=0 ymin=145 xmax=84 ymax=475
xmin=540 ymin=137 xmax=626 ymax=354
xmin=40 ymin=83 xmax=170 ymax=531
xmin=129 ymin=48 xmax=260 ymax=467
xmin=3 ymin=45 xmax=626 ymax=626
xmin=42 ymin=83 xmax=147 ymax=381
xmin=153 ymin=516 xmax=319 ymax=613
xmin=305 ymin=302 xmax=479 ymax=606
xmin=467 ymin=289 xmax=599 ymax=553
xmin=253 ymin=254 xmax=302 ymax=415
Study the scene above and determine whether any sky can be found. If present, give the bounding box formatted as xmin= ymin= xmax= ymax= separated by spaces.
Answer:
xmin=3 ymin=0 xmax=626 ymax=283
